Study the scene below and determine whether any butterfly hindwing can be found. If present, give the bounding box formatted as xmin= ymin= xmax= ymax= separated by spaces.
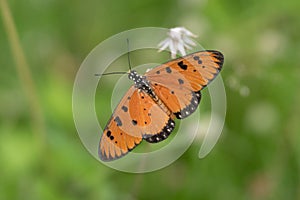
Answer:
xmin=127 ymin=87 xmax=175 ymax=143
xmin=99 ymin=86 xmax=175 ymax=161
xmin=145 ymin=50 xmax=223 ymax=119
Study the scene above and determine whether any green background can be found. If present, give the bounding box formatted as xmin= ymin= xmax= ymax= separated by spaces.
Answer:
xmin=1 ymin=0 xmax=300 ymax=199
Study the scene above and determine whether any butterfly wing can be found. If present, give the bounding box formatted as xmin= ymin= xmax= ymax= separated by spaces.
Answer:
xmin=99 ymin=86 xmax=175 ymax=161
xmin=145 ymin=50 xmax=224 ymax=119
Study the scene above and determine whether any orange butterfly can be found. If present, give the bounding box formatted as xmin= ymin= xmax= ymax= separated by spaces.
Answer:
xmin=99 ymin=50 xmax=224 ymax=161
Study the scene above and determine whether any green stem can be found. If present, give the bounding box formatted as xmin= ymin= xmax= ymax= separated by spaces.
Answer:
xmin=0 ymin=0 xmax=46 ymax=147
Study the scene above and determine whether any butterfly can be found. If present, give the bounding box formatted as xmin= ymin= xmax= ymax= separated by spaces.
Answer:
xmin=98 ymin=50 xmax=224 ymax=161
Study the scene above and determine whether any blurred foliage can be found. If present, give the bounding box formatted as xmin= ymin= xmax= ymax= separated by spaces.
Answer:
xmin=1 ymin=0 xmax=300 ymax=199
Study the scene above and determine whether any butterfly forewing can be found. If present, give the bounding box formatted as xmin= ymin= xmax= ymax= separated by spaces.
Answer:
xmin=145 ymin=50 xmax=223 ymax=119
xmin=99 ymin=86 xmax=140 ymax=161
xmin=99 ymin=86 xmax=175 ymax=161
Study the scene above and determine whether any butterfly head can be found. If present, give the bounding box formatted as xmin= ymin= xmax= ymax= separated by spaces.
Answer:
xmin=128 ymin=70 xmax=151 ymax=91
xmin=128 ymin=70 xmax=138 ymax=80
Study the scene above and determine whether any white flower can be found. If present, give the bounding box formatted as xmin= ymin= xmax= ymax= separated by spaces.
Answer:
xmin=158 ymin=27 xmax=198 ymax=58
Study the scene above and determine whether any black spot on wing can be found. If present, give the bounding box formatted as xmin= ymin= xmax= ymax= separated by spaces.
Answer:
xmin=121 ymin=106 xmax=128 ymax=112
xmin=178 ymin=79 xmax=184 ymax=85
xmin=106 ymin=130 xmax=111 ymax=137
xmin=114 ymin=116 xmax=122 ymax=126
xmin=178 ymin=61 xmax=188 ymax=70
xmin=105 ymin=130 xmax=114 ymax=140
xmin=132 ymin=120 xmax=137 ymax=126
xmin=165 ymin=67 xmax=172 ymax=73
xmin=193 ymin=56 xmax=202 ymax=64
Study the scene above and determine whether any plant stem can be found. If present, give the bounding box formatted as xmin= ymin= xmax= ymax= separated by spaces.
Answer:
xmin=0 ymin=0 xmax=46 ymax=147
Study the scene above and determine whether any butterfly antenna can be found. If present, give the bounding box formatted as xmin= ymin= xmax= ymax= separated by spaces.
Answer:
xmin=127 ymin=38 xmax=132 ymax=71
xmin=94 ymin=72 xmax=128 ymax=76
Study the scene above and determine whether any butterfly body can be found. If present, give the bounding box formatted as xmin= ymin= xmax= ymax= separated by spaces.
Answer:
xmin=99 ymin=50 xmax=224 ymax=161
